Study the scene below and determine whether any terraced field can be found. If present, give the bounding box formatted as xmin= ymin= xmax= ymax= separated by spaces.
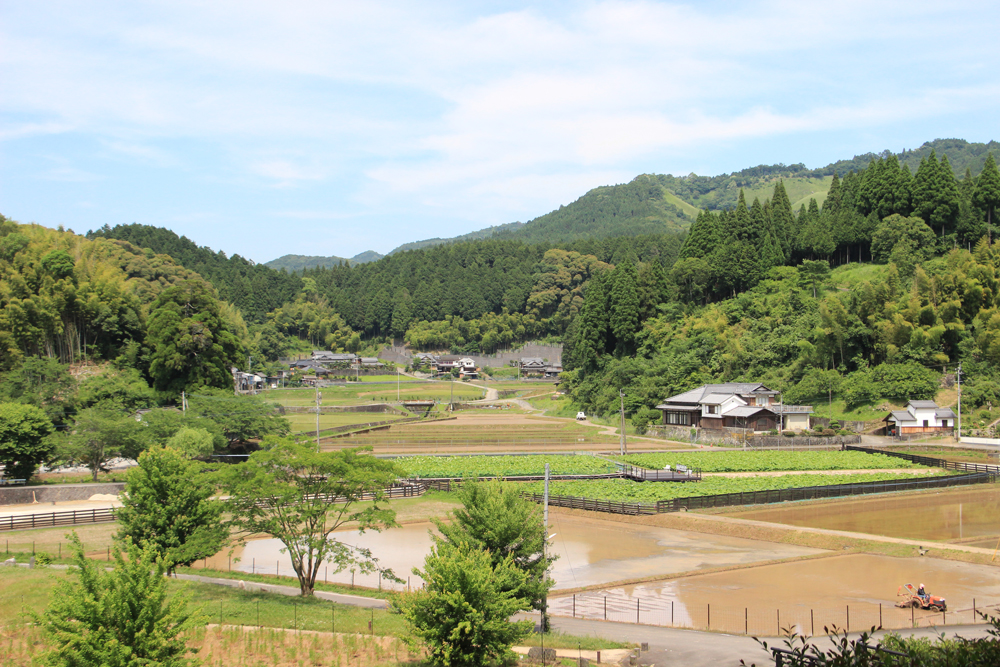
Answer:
xmin=395 ymin=454 xmax=618 ymax=478
xmin=284 ymin=411 xmax=412 ymax=434
xmin=327 ymin=415 xmax=624 ymax=454
xmin=263 ymin=382 xmax=485 ymax=407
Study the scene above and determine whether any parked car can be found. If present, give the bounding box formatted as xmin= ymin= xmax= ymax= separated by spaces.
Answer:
xmin=576 ymin=411 xmax=586 ymax=420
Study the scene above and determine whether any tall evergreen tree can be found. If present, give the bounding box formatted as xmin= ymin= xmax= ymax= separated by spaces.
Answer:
xmin=771 ymin=181 xmax=795 ymax=259
xmin=570 ymin=272 xmax=610 ymax=371
xmin=973 ymin=153 xmax=1000 ymax=242
xmin=609 ymin=259 xmax=640 ymax=357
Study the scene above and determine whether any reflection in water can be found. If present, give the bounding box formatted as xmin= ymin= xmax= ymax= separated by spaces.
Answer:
xmin=205 ymin=514 xmax=822 ymax=592
xmin=731 ymin=487 xmax=1000 ymax=542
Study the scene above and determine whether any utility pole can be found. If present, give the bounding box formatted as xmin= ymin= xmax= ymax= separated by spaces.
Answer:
xmin=181 ymin=391 xmax=187 ymax=414
xmin=450 ymin=377 xmax=454 ymax=411
xmin=957 ymin=362 xmax=962 ymax=442
xmin=619 ymin=390 xmax=628 ymax=456
xmin=542 ymin=463 xmax=550 ymax=633
xmin=397 ymin=364 xmax=400 ymax=402
xmin=315 ymin=388 xmax=322 ymax=452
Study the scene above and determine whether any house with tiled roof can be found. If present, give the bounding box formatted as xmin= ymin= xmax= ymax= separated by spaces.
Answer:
xmin=656 ymin=382 xmax=812 ymax=432
xmin=884 ymin=400 xmax=955 ymax=436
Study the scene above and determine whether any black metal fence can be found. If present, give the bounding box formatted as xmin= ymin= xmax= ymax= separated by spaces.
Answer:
xmin=511 ymin=471 xmax=997 ymax=516
xmin=844 ymin=445 xmax=1000 ymax=475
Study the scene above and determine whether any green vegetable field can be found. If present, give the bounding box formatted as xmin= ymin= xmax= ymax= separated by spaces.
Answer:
xmin=521 ymin=472 xmax=943 ymax=503
xmin=616 ymin=451 xmax=921 ymax=473
xmin=395 ymin=454 xmax=618 ymax=478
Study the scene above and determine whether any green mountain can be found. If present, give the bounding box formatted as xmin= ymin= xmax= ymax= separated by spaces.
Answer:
xmin=264 ymin=251 xmax=384 ymax=272
xmin=386 ymin=222 xmax=526 ymax=255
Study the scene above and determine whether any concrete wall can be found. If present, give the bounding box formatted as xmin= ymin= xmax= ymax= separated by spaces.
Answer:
xmin=961 ymin=436 xmax=1000 ymax=446
xmin=0 ymin=483 xmax=125 ymax=506
xmin=380 ymin=343 xmax=563 ymax=369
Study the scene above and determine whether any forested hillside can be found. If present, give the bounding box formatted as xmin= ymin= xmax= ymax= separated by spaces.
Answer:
xmin=2 ymin=137 xmax=991 ymax=439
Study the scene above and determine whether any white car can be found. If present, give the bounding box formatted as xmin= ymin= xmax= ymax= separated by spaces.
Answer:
xmin=576 ymin=411 xmax=586 ymax=421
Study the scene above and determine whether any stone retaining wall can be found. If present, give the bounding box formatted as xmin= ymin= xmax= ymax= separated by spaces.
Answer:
xmin=0 ymin=482 xmax=125 ymax=506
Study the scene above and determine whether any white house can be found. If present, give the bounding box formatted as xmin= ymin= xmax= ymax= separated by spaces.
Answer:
xmin=656 ymin=382 xmax=812 ymax=432
xmin=884 ymin=400 xmax=956 ymax=435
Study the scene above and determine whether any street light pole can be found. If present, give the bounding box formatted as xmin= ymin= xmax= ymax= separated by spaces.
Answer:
xmin=957 ymin=363 xmax=962 ymax=442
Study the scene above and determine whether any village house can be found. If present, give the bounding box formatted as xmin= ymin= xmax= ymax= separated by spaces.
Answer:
xmin=884 ymin=400 xmax=956 ymax=436
xmin=656 ymin=383 xmax=813 ymax=432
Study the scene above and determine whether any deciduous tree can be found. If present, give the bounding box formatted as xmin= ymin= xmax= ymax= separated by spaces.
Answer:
xmin=0 ymin=402 xmax=54 ymax=481
xmin=220 ymin=442 xmax=403 ymax=596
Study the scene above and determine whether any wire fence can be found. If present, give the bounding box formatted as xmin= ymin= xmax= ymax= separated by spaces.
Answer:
xmin=547 ymin=591 xmax=1000 ymax=636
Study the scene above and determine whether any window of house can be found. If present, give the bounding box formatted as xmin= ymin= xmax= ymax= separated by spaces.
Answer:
xmin=665 ymin=412 xmax=690 ymax=425
xmin=706 ymin=405 xmax=718 ymax=414
xmin=942 ymin=420 xmax=949 ymax=427
xmin=923 ymin=420 xmax=929 ymax=428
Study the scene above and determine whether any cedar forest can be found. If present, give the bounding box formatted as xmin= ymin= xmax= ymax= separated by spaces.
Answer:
xmin=2 ymin=139 xmax=1000 ymax=466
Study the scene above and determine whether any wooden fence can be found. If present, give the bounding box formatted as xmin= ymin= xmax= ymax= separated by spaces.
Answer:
xmin=1 ymin=484 xmax=425 ymax=532
xmin=1 ymin=507 xmax=117 ymax=531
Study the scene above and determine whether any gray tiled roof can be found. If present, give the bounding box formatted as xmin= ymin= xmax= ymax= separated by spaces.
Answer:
xmin=661 ymin=383 xmax=772 ymax=405
xmin=723 ymin=405 xmax=772 ymax=417
xmin=886 ymin=410 xmax=913 ymax=422
xmin=908 ymin=400 xmax=939 ymax=409
xmin=935 ymin=408 xmax=956 ymax=419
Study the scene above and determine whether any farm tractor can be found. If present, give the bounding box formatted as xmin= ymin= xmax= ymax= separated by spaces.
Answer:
xmin=896 ymin=583 xmax=947 ymax=612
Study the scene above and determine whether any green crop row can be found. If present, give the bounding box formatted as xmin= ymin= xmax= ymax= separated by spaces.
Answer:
xmin=616 ymin=451 xmax=922 ymax=473
xmin=520 ymin=472 xmax=943 ymax=503
xmin=396 ymin=454 xmax=618 ymax=478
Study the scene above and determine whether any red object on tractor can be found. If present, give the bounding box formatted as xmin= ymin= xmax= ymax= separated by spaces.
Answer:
xmin=896 ymin=583 xmax=947 ymax=611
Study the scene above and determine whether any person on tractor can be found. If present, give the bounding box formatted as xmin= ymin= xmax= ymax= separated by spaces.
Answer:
xmin=918 ymin=584 xmax=928 ymax=602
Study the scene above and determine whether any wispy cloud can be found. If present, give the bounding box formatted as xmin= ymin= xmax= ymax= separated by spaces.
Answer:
xmin=1 ymin=0 xmax=997 ymax=258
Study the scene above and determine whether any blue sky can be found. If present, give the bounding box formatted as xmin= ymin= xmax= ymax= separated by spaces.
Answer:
xmin=2 ymin=1 xmax=998 ymax=262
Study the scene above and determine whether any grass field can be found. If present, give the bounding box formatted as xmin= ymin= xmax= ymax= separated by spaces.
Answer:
xmin=395 ymin=454 xmax=618 ymax=478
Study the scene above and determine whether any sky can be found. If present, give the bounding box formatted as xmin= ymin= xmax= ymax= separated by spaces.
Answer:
xmin=2 ymin=1 xmax=999 ymax=263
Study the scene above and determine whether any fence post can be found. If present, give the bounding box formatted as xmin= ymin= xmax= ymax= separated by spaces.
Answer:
xmin=810 ymin=609 xmax=814 ymax=636
xmin=636 ymin=598 xmax=640 ymax=624
xmin=879 ymin=603 xmax=882 ymax=628
xmin=671 ymin=600 xmax=674 ymax=626
xmin=573 ymin=594 xmax=576 ymax=618
xmin=707 ymin=603 xmax=710 ymax=628
xmin=605 ymin=596 xmax=607 ymax=620
xmin=846 ymin=605 xmax=850 ymax=632
xmin=777 ymin=609 xmax=780 ymax=635
xmin=745 ymin=607 xmax=748 ymax=635
xmin=911 ymin=604 xmax=915 ymax=626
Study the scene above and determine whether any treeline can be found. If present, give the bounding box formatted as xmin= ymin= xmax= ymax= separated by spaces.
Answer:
xmin=676 ymin=151 xmax=1000 ymax=301
xmin=87 ymin=223 xmax=302 ymax=323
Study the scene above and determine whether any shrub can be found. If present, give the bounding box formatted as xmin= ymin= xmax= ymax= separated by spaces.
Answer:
xmin=34 ymin=552 xmax=53 ymax=567
xmin=828 ymin=420 xmax=841 ymax=430
xmin=821 ymin=429 xmax=837 ymax=436
xmin=782 ymin=431 xmax=795 ymax=437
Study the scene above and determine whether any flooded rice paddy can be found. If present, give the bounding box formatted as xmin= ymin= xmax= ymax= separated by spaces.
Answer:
xmin=205 ymin=514 xmax=822 ymax=591
xmin=728 ymin=486 xmax=1000 ymax=543
xmin=547 ymin=553 xmax=1000 ymax=634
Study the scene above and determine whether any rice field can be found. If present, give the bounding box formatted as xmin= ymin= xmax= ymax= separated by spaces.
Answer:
xmin=284 ymin=412 xmax=411 ymax=435
xmin=263 ymin=382 xmax=485 ymax=407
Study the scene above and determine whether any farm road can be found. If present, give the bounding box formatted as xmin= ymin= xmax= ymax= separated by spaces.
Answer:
xmin=173 ymin=572 xmax=389 ymax=608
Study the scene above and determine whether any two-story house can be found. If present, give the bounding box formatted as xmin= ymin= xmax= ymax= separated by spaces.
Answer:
xmin=884 ymin=400 xmax=955 ymax=435
xmin=656 ymin=383 xmax=813 ymax=432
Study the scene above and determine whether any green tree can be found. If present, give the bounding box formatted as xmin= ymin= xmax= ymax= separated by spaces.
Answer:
xmin=38 ymin=533 xmax=198 ymax=667
xmin=146 ymin=279 xmax=244 ymax=396
xmin=0 ymin=402 xmax=54 ymax=481
xmin=77 ymin=367 xmax=156 ymax=413
xmin=0 ymin=357 xmax=77 ymax=424
xmin=392 ymin=540 xmax=534 ymax=667
xmin=870 ymin=214 xmax=936 ymax=263
xmin=432 ymin=479 xmax=555 ymax=611
xmin=973 ymin=153 xmax=1000 ymax=241
xmin=116 ymin=446 xmax=225 ymax=573
xmin=219 ymin=442 xmax=403 ymax=596
xmin=165 ymin=427 xmax=215 ymax=459
xmin=609 ymin=258 xmax=640 ymax=356
xmin=61 ymin=408 xmax=148 ymax=481
xmin=797 ymin=260 xmax=831 ymax=298
xmin=186 ymin=389 xmax=290 ymax=450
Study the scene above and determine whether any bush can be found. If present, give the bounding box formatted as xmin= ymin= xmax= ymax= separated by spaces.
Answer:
xmin=767 ymin=429 xmax=778 ymax=436
xmin=837 ymin=429 xmax=852 ymax=436
xmin=782 ymin=431 xmax=795 ymax=437
xmin=828 ymin=420 xmax=841 ymax=430
xmin=34 ymin=552 xmax=53 ymax=567
xmin=821 ymin=429 xmax=837 ymax=436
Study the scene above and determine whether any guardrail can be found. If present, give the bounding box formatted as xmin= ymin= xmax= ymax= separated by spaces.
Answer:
xmin=620 ymin=464 xmax=701 ymax=482
xmin=844 ymin=445 xmax=1000 ymax=475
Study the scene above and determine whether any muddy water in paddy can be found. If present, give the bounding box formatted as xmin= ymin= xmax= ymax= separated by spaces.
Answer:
xmin=729 ymin=486 xmax=1000 ymax=542
xmin=549 ymin=554 xmax=1000 ymax=635
xmin=205 ymin=514 xmax=821 ymax=591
